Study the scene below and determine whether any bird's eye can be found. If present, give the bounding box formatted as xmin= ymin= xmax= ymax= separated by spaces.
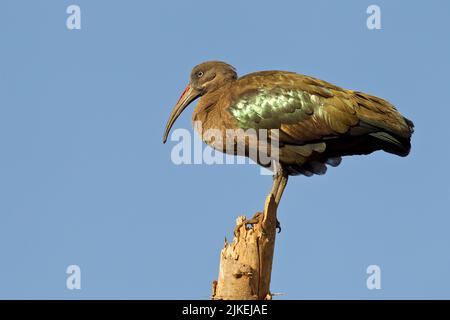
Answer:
xmin=197 ymin=71 xmax=204 ymax=78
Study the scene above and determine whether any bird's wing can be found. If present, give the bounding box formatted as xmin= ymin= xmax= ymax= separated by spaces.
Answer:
xmin=228 ymin=72 xmax=413 ymax=147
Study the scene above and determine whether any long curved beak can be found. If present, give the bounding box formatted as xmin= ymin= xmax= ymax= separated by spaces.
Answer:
xmin=162 ymin=85 xmax=201 ymax=143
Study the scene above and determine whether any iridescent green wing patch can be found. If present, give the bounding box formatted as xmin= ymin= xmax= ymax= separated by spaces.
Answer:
xmin=228 ymin=88 xmax=322 ymax=130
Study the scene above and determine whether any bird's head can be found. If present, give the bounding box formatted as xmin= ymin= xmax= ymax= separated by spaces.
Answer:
xmin=163 ymin=61 xmax=237 ymax=143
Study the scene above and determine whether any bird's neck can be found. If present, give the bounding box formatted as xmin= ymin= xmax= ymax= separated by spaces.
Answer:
xmin=192 ymin=83 xmax=235 ymax=137
xmin=192 ymin=84 xmax=230 ymax=123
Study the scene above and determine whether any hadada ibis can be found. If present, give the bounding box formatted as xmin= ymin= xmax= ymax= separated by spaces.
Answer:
xmin=163 ymin=61 xmax=414 ymax=210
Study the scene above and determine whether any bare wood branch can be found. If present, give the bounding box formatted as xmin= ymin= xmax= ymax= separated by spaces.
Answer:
xmin=212 ymin=194 xmax=278 ymax=300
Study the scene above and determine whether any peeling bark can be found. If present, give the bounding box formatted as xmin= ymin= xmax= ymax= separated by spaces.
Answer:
xmin=212 ymin=194 xmax=277 ymax=300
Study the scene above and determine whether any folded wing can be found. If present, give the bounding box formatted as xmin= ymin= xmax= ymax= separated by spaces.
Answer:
xmin=228 ymin=71 xmax=414 ymax=175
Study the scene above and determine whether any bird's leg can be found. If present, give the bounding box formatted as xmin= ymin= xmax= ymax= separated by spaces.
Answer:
xmin=270 ymin=174 xmax=281 ymax=201
xmin=270 ymin=165 xmax=288 ymax=233
xmin=234 ymin=164 xmax=288 ymax=237
xmin=274 ymin=170 xmax=288 ymax=207
xmin=270 ymin=173 xmax=282 ymax=233
xmin=271 ymin=165 xmax=288 ymax=206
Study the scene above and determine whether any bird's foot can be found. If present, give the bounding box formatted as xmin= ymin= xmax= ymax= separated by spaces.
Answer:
xmin=233 ymin=213 xmax=281 ymax=236
xmin=233 ymin=212 xmax=263 ymax=237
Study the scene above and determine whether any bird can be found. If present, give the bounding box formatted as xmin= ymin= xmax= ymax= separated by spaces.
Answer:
xmin=163 ymin=61 xmax=414 ymax=215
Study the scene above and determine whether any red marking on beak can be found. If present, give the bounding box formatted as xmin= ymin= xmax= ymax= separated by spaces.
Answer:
xmin=177 ymin=85 xmax=191 ymax=103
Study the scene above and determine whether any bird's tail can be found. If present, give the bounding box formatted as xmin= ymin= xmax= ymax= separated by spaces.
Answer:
xmin=367 ymin=116 xmax=414 ymax=157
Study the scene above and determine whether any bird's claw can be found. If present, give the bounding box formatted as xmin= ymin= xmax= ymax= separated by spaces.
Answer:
xmin=233 ymin=214 xmax=281 ymax=236
xmin=233 ymin=213 xmax=263 ymax=237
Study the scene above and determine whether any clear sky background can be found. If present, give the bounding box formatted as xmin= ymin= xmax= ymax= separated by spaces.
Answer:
xmin=1 ymin=0 xmax=449 ymax=299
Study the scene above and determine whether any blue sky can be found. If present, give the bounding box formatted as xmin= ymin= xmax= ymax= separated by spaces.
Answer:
xmin=0 ymin=0 xmax=449 ymax=299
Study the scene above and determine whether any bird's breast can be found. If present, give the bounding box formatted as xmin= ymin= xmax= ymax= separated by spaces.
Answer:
xmin=192 ymin=101 xmax=232 ymax=153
